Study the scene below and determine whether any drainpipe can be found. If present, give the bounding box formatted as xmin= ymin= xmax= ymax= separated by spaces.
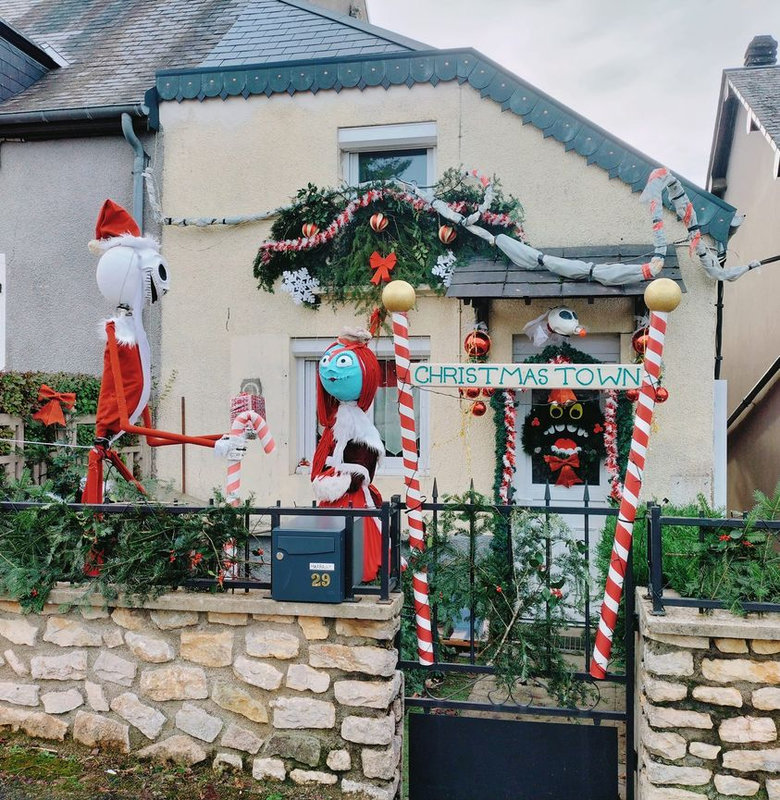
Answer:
xmin=121 ymin=112 xmax=147 ymax=232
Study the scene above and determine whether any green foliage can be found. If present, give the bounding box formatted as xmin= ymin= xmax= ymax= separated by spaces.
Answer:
xmin=402 ymin=489 xmax=592 ymax=707
xmin=253 ymin=168 xmax=524 ymax=312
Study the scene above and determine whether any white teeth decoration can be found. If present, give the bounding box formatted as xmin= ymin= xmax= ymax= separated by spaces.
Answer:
xmin=566 ymin=424 xmax=576 ymax=433
xmin=545 ymin=426 xmax=555 ymax=436
xmin=551 ymin=443 xmax=581 ymax=456
xmin=578 ymin=428 xmax=586 ymax=437
xmin=555 ymin=425 xmax=565 ymax=432
xmin=534 ymin=447 xmax=541 ymax=454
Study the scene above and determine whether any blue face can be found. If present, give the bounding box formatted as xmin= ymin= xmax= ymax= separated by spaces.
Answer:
xmin=319 ymin=344 xmax=363 ymax=402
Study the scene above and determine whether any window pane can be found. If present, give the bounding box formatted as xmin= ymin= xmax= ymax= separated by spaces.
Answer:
xmin=358 ymin=149 xmax=427 ymax=185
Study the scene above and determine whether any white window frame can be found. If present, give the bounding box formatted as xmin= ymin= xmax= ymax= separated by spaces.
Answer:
xmin=338 ymin=122 xmax=437 ymax=187
xmin=293 ymin=336 xmax=431 ymax=476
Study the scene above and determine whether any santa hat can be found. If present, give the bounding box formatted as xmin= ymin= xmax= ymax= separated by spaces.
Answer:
xmin=88 ymin=199 xmax=159 ymax=255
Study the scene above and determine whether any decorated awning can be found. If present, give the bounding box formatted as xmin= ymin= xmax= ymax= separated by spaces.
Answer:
xmin=446 ymin=244 xmax=684 ymax=301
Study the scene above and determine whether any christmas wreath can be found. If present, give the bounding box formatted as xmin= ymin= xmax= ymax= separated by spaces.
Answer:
xmin=253 ymin=168 xmax=525 ymax=311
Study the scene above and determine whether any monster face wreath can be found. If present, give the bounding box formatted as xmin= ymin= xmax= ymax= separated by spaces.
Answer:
xmin=521 ymin=388 xmax=606 ymax=488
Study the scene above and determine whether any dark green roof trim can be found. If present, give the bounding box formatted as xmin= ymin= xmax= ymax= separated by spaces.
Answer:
xmin=156 ymin=47 xmax=737 ymax=244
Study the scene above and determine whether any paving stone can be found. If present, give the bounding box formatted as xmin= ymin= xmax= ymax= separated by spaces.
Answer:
xmin=180 ymin=630 xmax=234 ymax=667
xmin=270 ymin=697 xmax=335 ymax=729
xmin=211 ymin=680 xmax=268 ymax=723
xmin=233 ymin=656 xmax=284 ymax=690
xmin=93 ymin=652 xmax=137 ymax=687
xmin=140 ymin=665 xmax=208 ymax=701
xmin=286 ymin=664 xmax=330 ymax=693
xmin=252 ymin=757 xmax=286 ymax=781
xmin=31 ymin=651 xmax=88 ymax=681
xmin=43 ymin=618 xmax=103 ymax=647
xmin=0 ymin=618 xmax=39 ymax=646
xmin=309 ymin=644 xmax=397 ymax=677
xmin=137 ymin=735 xmax=207 ymax=766
xmin=691 ymin=685 xmax=743 ymax=707
xmin=221 ymin=723 xmax=264 ymax=754
xmin=719 ymin=715 xmax=777 ymax=743
xmin=124 ymin=632 xmax=175 ymax=663
xmin=110 ymin=692 xmax=166 ymax=740
xmin=73 ymin=711 xmax=130 ymax=753
xmin=41 ymin=689 xmax=83 ymax=714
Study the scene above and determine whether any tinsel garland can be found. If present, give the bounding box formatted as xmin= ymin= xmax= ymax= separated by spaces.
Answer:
xmin=498 ymin=390 xmax=516 ymax=503
xmin=604 ymin=389 xmax=622 ymax=501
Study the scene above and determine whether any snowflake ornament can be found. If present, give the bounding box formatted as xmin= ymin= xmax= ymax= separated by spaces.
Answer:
xmin=280 ymin=268 xmax=321 ymax=305
xmin=432 ymin=250 xmax=457 ymax=287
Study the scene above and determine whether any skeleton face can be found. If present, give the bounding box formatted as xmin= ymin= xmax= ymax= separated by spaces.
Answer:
xmin=547 ymin=307 xmax=584 ymax=337
xmin=96 ymin=244 xmax=170 ymax=308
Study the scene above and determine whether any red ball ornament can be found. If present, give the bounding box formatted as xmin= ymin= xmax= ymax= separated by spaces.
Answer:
xmin=464 ymin=330 xmax=491 ymax=358
xmin=625 ymin=389 xmax=640 ymax=402
xmin=471 ymin=401 xmax=487 ymax=417
xmin=482 ymin=387 xmax=495 ymax=397
xmin=632 ymin=328 xmax=650 ymax=354
xmin=465 ymin=387 xmax=481 ymax=399
xmin=301 ymin=223 xmax=319 ymax=238
xmin=439 ymin=225 xmax=457 ymax=244
xmin=655 ymin=387 xmax=669 ymax=403
xmin=370 ymin=213 xmax=389 ymax=233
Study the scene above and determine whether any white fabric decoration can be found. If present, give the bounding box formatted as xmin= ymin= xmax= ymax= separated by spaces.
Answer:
xmin=280 ymin=268 xmax=321 ymax=305
xmin=432 ymin=250 xmax=457 ymax=287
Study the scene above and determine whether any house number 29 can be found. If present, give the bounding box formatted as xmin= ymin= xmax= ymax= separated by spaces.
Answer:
xmin=311 ymin=572 xmax=331 ymax=588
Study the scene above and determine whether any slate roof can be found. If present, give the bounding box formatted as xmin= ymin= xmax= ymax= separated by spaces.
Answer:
xmin=0 ymin=0 xmax=422 ymax=113
xmin=726 ymin=65 xmax=780 ymax=145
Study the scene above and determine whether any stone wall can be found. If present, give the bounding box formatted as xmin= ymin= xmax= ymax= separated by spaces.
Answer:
xmin=0 ymin=587 xmax=403 ymax=800
xmin=637 ymin=589 xmax=780 ymax=799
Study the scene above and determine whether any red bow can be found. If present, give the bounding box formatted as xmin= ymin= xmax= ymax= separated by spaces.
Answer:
xmin=31 ymin=384 xmax=76 ymax=427
xmin=543 ymin=453 xmax=582 ymax=488
xmin=369 ymin=251 xmax=397 ymax=285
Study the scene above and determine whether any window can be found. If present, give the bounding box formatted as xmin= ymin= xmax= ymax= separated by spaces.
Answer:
xmin=339 ymin=122 xmax=436 ymax=187
xmin=294 ymin=337 xmax=430 ymax=476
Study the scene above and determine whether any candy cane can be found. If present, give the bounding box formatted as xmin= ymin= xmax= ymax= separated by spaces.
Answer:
xmin=391 ymin=310 xmax=434 ymax=666
xmin=590 ymin=280 xmax=680 ymax=679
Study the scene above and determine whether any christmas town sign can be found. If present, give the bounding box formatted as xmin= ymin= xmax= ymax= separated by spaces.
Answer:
xmin=411 ymin=362 xmax=642 ymax=390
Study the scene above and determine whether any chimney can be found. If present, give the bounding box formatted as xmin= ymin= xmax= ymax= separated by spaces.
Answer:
xmin=744 ymin=35 xmax=778 ymax=67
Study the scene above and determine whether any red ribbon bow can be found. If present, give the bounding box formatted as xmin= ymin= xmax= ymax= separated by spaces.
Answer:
xmin=31 ymin=384 xmax=76 ymax=427
xmin=543 ymin=453 xmax=582 ymax=488
xmin=369 ymin=251 xmax=397 ymax=285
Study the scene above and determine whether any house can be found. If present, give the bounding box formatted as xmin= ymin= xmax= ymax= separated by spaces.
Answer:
xmin=142 ymin=17 xmax=739 ymax=514
xmin=707 ymin=34 xmax=780 ymax=512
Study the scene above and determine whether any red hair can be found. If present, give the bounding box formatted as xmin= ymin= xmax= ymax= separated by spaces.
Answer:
xmin=311 ymin=336 xmax=381 ymax=481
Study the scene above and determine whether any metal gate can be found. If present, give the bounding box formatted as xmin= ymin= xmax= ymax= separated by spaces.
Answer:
xmin=400 ymin=486 xmax=636 ymax=800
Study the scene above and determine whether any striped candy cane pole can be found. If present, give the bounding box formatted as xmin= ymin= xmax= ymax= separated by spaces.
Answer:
xmin=383 ymin=282 xmax=434 ymax=666
xmin=499 ymin=390 xmax=516 ymax=504
xmin=590 ymin=279 xmax=681 ymax=679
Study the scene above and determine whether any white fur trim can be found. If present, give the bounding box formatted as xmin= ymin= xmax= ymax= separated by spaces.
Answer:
xmin=89 ymin=234 xmax=160 ymax=254
xmin=100 ymin=315 xmax=137 ymax=346
xmin=339 ymin=327 xmax=372 ymax=344
xmin=326 ymin=457 xmax=371 ymax=484
xmin=331 ymin=404 xmax=384 ymax=464
xmin=313 ymin=472 xmax=352 ymax=503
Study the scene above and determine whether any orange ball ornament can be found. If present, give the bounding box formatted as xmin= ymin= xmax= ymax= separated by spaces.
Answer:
xmin=370 ymin=213 xmax=389 ymax=233
xmin=471 ymin=401 xmax=487 ymax=417
xmin=439 ymin=225 xmax=457 ymax=244
xmin=301 ymin=223 xmax=319 ymax=238
xmin=464 ymin=330 xmax=491 ymax=358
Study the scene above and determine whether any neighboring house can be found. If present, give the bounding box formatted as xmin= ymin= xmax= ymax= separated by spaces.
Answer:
xmin=707 ymin=34 xmax=780 ymax=512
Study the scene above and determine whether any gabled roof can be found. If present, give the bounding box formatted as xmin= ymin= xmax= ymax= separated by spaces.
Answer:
xmin=0 ymin=18 xmax=59 ymax=103
xmin=156 ymin=48 xmax=737 ymax=245
xmin=708 ymin=65 xmax=780 ymax=195
xmin=0 ymin=0 xmax=422 ymax=114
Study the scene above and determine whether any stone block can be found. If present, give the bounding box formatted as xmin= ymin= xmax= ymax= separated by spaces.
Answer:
xmin=252 ymin=757 xmax=286 ymax=781
xmin=207 ymin=612 xmax=248 ymax=626
xmin=342 ymin=777 xmax=396 ymax=800
xmin=43 ymin=618 xmax=103 ymax=647
xmin=124 ymin=632 xmax=175 ymax=663
xmin=640 ymin=780 xmax=706 ymax=800
xmin=342 ymin=714 xmax=394 ymax=745
xmin=336 ymin=618 xmax=400 ymax=641
xmin=221 ymin=723 xmax=264 ymax=754
xmin=270 ymin=697 xmax=336 ymax=729
xmin=298 ymin=616 xmax=329 ymax=640
xmin=246 ymin=628 xmax=300 ymax=660
xmin=645 ymin=759 xmax=711 ymax=786
xmin=286 ymin=664 xmax=330 ymax=693
xmin=213 ymin=752 xmax=243 ymax=771
xmin=691 ymin=685 xmax=743 ymax=707
xmin=4 ymin=650 xmax=28 ymax=676
xmin=290 ymin=769 xmax=337 ymax=785
xmin=644 ymin=701 xmax=713 ymax=730
xmin=768 ymin=778 xmax=780 ymax=800
xmin=689 ymin=741 xmax=721 ymax=759
xmin=715 ymin=638 xmax=749 ymax=654
xmin=753 ymin=640 xmax=780 ymax=655
xmin=79 ymin=606 xmax=110 ymax=620
xmin=0 ymin=617 xmax=39 ymax=646
xmin=140 ymin=665 xmax=208 ymax=701
xmin=0 ymin=704 xmax=28 ymax=731
xmin=327 ymin=749 xmax=351 ymax=771
xmin=211 ymin=680 xmax=268 ymax=724
xmin=719 ymin=715 xmax=777 ymax=743
xmin=180 ymin=630 xmax=233 ymax=667
xmin=73 ymin=711 xmax=130 ymax=753
xmin=644 ymin=648 xmax=694 ymax=677
xmin=93 ymin=652 xmax=137 ymax=687
xmin=714 ymin=774 xmax=760 ymax=796
xmin=102 ymin=628 xmax=124 ymax=649
xmin=137 ymin=735 xmax=207 ymax=766
xmin=335 ymin=673 xmax=401 ymax=709
xmin=0 ymin=681 xmax=39 ymax=707
xmin=362 ymin=743 xmax=400 ymax=780
xmin=175 ymin=702 xmax=223 ymax=743
xmin=253 ymin=614 xmax=293 ymax=624
xmin=645 ymin=631 xmax=710 ymax=649
xmin=110 ymin=692 xmax=166 ymax=740
xmin=266 ymin=733 xmax=321 ymax=767
xmin=309 ymin=644 xmax=397 ymax=677
xmin=20 ymin=711 xmax=68 ymax=741
xmin=30 ymin=651 xmax=87 ymax=681
xmin=111 ymin=608 xmax=146 ymax=631
xmin=702 ymin=658 xmax=780 ymax=684
xmin=41 ymin=689 xmax=83 ymax=715
xmin=753 ymin=688 xmax=780 ymax=710
xmin=643 ymin=677 xmax=687 ymax=703
xmin=723 ymin=747 xmax=780 ymax=772
xmin=232 ymin=656 xmax=284 ymax=690
xmin=149 ymin=610 xmax=198 ymax=630
xmin=85 ymin=681 xmax=109 ymax=712
xmin=640 ymin=718 xmax=686 ymax=761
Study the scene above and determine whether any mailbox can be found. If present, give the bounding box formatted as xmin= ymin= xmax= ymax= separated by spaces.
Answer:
xmin=271 ymin=515 xmax=366 ymax=603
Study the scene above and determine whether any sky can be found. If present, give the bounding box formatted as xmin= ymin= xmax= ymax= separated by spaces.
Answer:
xmin=366 ymin=0 xmax=780 ymax=187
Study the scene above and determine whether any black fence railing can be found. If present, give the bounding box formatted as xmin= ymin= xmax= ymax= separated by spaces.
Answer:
xmin=647 ymin=502 xmax=780 ymax=615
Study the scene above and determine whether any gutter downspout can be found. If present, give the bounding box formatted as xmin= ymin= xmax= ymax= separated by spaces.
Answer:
xmin=121 ymin=112 xmax=147 ymax=233
xmin=0 ymin=103 xmax=147 ymax=127
xmin=727 ymin=355 xmax=780 ymax=432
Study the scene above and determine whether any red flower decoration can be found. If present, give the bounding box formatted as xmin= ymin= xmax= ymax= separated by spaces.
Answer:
xmin=593 ymin=423 xmax=603 ymax=434
xmin=551 ymin=588 xmax=563 ymax=599
xmin=743 ymin=540 xmax=755 ymax=548
xmin=495 ymin=585 xmax=502 ymax=593
xmin=531 ymin=417 xmax=540 ymax=427
xmin=719 ymin=534 xmax=730 ymax=542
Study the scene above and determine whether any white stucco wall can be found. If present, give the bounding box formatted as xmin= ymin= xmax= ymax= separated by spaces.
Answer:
xmin=155 ymin=80 xmax=716 ymax=508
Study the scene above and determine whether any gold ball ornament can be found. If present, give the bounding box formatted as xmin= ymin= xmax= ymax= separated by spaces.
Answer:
xmin=382 ymin=280 xmax=416 ymax=312
xmin=644 ymin=278 xmax=681 ymax=312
